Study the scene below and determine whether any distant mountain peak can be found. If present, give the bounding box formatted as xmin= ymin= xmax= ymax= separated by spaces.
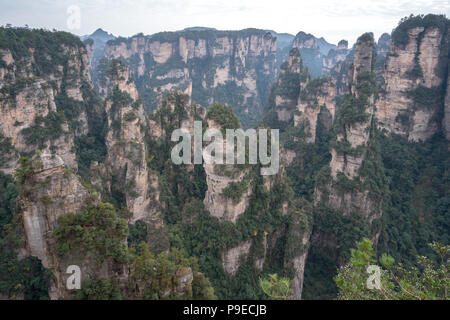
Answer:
xmin=92 ymin=28 xmax=113 ymax=37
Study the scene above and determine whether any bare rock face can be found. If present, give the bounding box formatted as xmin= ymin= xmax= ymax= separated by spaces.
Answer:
xmin=271 ymin=48 xmax=338 ymax=144
xmin=294 ymin=77 xmax=337 ymax=143
xmin=101 ymin=29 xmax=277 ymax=126
xmin=221 ymin=240 xmax=252 ymax=276
xmin=0 ymin=40 xmax=94 ymax=173
xmin=269 ymin=46 xmax=345 ymax=145
xmin=376 ymin=26 xmax=449 ymax=141
xmin=203 ymin=165 xmax=252 ymax=223
xmin=203 ymin=119 xmax=253 ymax=223
xmin=288 ymin=232 xmax=310 ymax=300
xmin=19 ymin=158 xmax=127 ymax=300
xmin=274 ymin=48 xmax=307 ymax=122
xmin=316 ymin=33 xmax=382 ymax=222
xmin=18 ymin=154 xmax=94 ymax=299
xmin=283 ymin=201 xmax=313 ymax=300
xmin=98 ymin=60 xmax=161 ymax=223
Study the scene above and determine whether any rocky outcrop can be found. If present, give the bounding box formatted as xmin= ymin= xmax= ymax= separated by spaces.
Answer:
xmin=221 ymin=240 xmax=252 ymax=276
xmin=95 ymin=60 xmax=161 ymax=223
xmin=376 ymin=24 xmax=449 ymax=141
xmin=100 ymin=29 xmax=277 ymax=127
xmin=203 ymin=117 xmax=253 ymax=223
xmin=294 ymin=77 xmax=337 ymax=143
xmin=283 ymin=200 xmax=313 ymax=300
xmin=204 ymin=164 xmax=252 ymax=223
xmin=0 ymin=29 xmax=126 ymax=300
xmin=273 ymin=48 xmax=307 ymax=123
xmin=17 ymin=153 xmax=97 ymax=299
xmin=316 ymin=33 xmax=381 ymax=222
xmin=0 ymin=35 xmax=96 ymax=173
xmin=270 ymin=47 xmax=338 ymax=144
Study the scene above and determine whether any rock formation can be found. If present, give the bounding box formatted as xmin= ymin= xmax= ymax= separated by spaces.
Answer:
xmin=99 ymin=29 xmax=277 ymax=127
xmin=0 ymin=34 xmax=98 ymax=173
xmin=376 ymin=24 xmax=449 ymax=141
xmin=94 ymin=59 xmax=161 ymax=223
xmin=316 ymin=33 xmax=382 ymax=222
xmin=17 ymin=154 xmax=94 ymax=299
xmin=291 ymin=31 xmax=349 ymax=78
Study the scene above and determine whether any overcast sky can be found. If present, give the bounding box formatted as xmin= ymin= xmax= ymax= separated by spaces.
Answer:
xmin=1 ymin=0 xmax=449 ymax=45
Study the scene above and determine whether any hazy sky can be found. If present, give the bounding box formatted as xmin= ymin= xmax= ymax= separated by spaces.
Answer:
xmin=1 ymin=0 xmax=449 ymax=45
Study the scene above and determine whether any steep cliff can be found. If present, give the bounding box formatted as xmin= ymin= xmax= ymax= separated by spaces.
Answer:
xmin=265 ymin=33 xmax=389 ymax=299
xmin=266 ymin=47 xmax=337 ymax=144
xmin=95 ymin=60 xmax=161 ymax=222
xmin=272 ymin=48 xmax=308 ymax=123
xmin=253 ymin=15 xmax=450 ymax=300
xmin=0 ymin=29 xmax=116 ymax=299
xmin=201 ymin=104 xmax=252 ymax=223
xmin=0 ymin=28 xmax=216 ymax=300
xmin=0 ymin=29 xmax=104 ymax=174
xmin=294 ymin=75 xmax=337 ymax=144
xmin=316 ymin=33 xmax=383 ymax=223
xmin=15 ymin=154 xmax=119 ymax=299
xmin=99 ymin=29 xmax=277 ymax=127
xmin=16 ymin=151 xmax=208 ymax=300
xmin=200 ymin=102 xmax=312 ymax=299
xmin=376 ymin=16 xmax=450 ymax=141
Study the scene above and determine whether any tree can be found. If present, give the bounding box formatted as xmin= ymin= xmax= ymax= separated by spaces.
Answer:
xmin=259 ymin=274 xmax=293 ymax=300
xmin=334 ymin=238 xmax=450 ymax=300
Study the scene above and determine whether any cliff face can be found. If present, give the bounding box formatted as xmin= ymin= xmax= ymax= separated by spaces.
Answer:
xmin=376 ymin=25 xmax=449 ymax=141
xmin=317 ymin=33 xmax=382 ymax=222
xmin=267 ymin=33 xmax=384 ymax=300
xmin=203 ymin=155 xmax=252 ymax=223
xmin=100 ymin=29 xmax=277 ymax=127
xmin=274 ymin=33 xmax=382 ymax=222
xmin=0 ymin=34 xmax=98 ymax=174
xmin=199 ymin=102 xmax=312 ymax=299
xmin=284 ymin=202 xmax=312 ymax=300
xmin=273 ymin=48 xmax=307 ymax=123
xmin=0 ymin=29 xmax=121 ymax=299
xmin=202 ymin=107 xmax=253 ymax=223
xmin=94 ymin=60 xmax=161 ymax=223
xmin=294 ymin=76 xmax=337 ymax=143
xmin=266 ymin=16 xmax=450 ymax=300
xmin=4 ymin=16 xmax=450 ymax=302
xmin=16 ymin=154 xmax=124 ymax=300
xmin=1 ymin=29 xmax=212 ymax=300
xmin=271 ymin=47 xmax=337 ymax=144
